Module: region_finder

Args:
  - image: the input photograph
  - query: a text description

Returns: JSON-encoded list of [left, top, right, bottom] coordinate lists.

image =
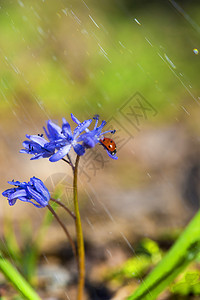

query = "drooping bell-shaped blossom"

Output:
[[2, 177, 50, 208]]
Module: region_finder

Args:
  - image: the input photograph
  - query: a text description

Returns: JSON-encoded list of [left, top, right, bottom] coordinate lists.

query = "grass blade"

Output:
[[127, 210, 200, 300], [0, 250, 41, 300]]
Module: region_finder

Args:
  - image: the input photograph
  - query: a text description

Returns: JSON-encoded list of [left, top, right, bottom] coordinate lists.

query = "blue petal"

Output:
[[26, 135, 48, 147], [77, 132, 98, 145], [43, 126, 51, 140], [30, 153, 46, 160], [71, 113, 80, 125], [9, 189, 27, 200], [49, 144, 72, 162], [7, 180, 25, 187], [44, 142, 56, 152], [21, 141, 42, 153], [62, 119, 73, 139], [21, 141, 31, 149], [73, 144, 85, 156], [82, 136, 96, 148], [93, 115, 100, 129], [106, 149, 118, 160], [20, 149, 29, 154], [18, 196, 30, 201], [2, 188, 16, 197], [26, 186, 48, 207], [101, 129, 116, 135], [46, 140, 68, 152], [96, 120, 106, 132], [47, 120, 62, 133], [46, 120, 63, 140], [30, 177, 50, 202], [73, 119, 92, 138], [8, 199, 17, 206]]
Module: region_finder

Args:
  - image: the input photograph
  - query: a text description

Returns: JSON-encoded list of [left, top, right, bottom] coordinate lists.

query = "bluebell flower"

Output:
[[71, 114, 118, 160], [2, 177, 50, 208], [21, 114, 117, 161], [48, 117, 92, 162], [20, 134, 55, 160]]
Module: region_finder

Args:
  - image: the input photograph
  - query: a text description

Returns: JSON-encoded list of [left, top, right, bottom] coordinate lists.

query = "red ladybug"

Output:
[[100, 137, 117, 156]]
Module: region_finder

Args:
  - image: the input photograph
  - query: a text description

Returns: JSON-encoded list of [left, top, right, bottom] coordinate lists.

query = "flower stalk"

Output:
[[47, 204, 77, 261], [73, 155, 85, 300], [50, 197, 76, 220]]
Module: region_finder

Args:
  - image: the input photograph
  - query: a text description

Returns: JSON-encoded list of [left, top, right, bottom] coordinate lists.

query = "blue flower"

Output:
[[20, 114, 117, 161], [48, 117, 92, 162], [72, 114, 118, 160], [2, 177, 50, 208], [20, 134, 55, 160]]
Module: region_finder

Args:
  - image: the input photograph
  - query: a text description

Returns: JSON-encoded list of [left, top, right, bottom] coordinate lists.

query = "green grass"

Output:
[[127, 210, 200, 299]]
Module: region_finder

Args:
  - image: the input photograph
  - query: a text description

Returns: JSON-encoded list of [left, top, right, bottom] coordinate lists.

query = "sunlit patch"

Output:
[[193, 48, 199, 55]]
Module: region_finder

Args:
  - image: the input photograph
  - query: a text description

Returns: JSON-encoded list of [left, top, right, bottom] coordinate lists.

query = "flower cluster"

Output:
[[20, 114, 118, 161], [2, 177, 50, 208], [2, 114, 117, 207]]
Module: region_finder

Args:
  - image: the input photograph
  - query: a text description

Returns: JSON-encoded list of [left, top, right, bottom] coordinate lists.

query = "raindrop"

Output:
[[106, 249, 112, 258], [37, 26, 44, 36], [89, 15, 100, 28], [81, 0, 90, 10], [18, 0, 24, 7], [71, 10, 81, 25], [193, 48, 199, 55], [119, 41, 126, 48], [145, 37, 153, 47], [181, 106, 190, 116], [164, 53, 176, 69], [134, 18, 141, 26], [62, 8, 68, 16]]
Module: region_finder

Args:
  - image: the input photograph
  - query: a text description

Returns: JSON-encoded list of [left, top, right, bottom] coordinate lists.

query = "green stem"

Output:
[[47, 204, 77, 261], [50, 197, 76, 220], [0, 251, 41, 300], [73, 155, 85, 300]]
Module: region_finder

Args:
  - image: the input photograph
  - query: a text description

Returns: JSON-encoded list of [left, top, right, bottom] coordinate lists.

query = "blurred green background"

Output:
[[0, 0, 200, 299], [0, 0, 199, 120]]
